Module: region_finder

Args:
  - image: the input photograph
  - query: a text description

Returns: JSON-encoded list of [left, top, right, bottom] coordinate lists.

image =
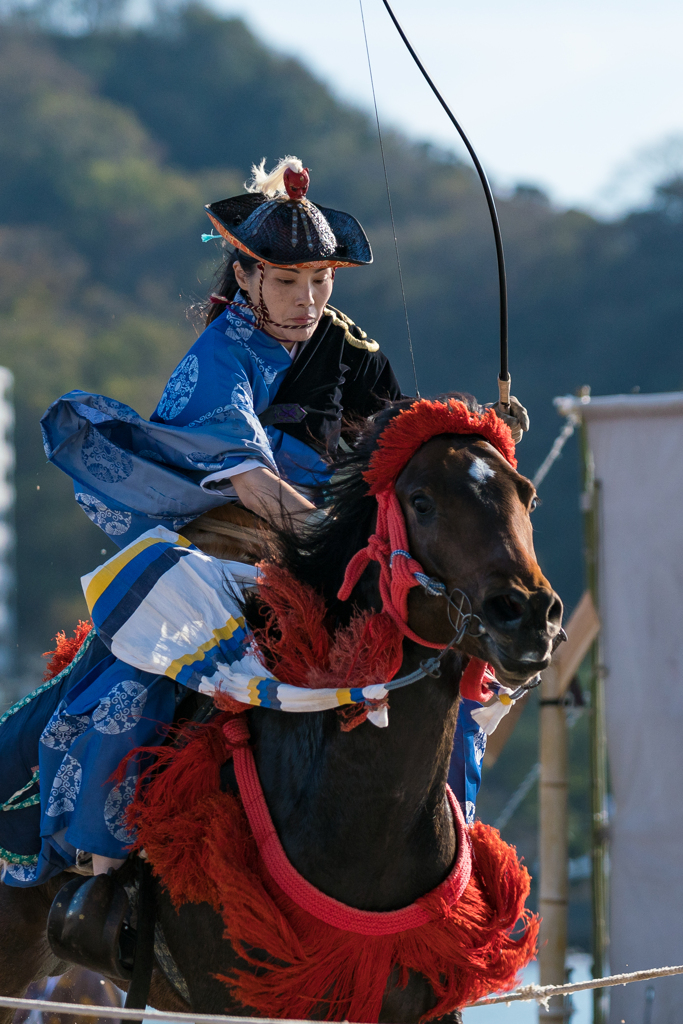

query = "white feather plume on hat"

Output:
[[245, 156, 305, 198]]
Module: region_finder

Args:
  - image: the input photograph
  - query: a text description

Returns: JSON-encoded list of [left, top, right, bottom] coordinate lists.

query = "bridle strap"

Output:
[[337, 483, 499, 695], [338, 488, 445, 650]]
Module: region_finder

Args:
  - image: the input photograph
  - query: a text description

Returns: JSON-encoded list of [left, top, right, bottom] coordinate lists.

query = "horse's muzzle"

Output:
[[480, 586, 563, 681]]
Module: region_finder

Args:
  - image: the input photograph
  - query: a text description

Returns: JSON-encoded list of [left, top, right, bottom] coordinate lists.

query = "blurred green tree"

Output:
[[0, 5, 681, 681]]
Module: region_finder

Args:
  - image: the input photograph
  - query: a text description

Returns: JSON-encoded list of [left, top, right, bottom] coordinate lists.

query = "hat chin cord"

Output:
[[238, 262, 334, 335]]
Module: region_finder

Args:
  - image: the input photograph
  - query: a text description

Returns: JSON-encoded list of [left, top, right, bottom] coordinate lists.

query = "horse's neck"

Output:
[[249, 646, 463, 912]]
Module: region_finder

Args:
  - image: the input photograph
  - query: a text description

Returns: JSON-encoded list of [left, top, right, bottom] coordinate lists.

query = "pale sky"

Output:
[[205, 0, 683, 216]]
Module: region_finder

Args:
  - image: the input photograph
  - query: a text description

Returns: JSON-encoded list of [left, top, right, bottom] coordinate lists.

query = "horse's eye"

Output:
[[412, 493, 434, 516], [530, 497, 538, 512]]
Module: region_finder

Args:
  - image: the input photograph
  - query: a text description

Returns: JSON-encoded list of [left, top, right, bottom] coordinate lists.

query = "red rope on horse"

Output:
[[223, 717, 472, 934], [127, 713, 539, 1022], [338, 398, 513, 683], [338, 489, 442, 648]]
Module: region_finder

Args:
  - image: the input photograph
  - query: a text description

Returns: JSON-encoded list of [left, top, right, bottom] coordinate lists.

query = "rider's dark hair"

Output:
[[204, 248, 260, 326]]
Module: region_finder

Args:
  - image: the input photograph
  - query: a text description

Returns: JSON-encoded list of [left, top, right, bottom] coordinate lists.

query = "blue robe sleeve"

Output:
[[150, 324, 278, 476], [39, 324, 287, 546]]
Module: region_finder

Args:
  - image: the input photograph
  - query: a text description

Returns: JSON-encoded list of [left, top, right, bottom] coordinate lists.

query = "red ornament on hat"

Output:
[[283, 166, 310, 199]]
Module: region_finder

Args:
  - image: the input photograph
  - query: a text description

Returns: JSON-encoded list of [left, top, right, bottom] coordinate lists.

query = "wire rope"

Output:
[[1, 964, 683, 1020], [358, 0, 420, 398]]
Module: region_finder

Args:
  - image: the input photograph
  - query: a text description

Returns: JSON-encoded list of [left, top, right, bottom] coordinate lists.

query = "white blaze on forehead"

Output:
[[468, 456, 495, 484]]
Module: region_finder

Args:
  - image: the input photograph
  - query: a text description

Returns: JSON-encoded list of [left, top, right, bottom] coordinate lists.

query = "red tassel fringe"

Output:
[[128, 719, 538, 1022], [254, 563, 404, 691], [365, 399, 517, 494], [42, 620, 94, 680]]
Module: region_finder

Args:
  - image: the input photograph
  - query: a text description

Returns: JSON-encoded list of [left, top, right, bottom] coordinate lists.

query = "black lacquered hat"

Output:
[[204, 161, 372, 268]]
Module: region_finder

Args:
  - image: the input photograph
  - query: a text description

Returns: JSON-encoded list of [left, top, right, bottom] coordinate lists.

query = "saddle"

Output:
[[179, 501, 271, 562]]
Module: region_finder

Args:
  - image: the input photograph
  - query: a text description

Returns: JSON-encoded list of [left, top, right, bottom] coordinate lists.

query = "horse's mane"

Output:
[[251, 392, 482, 625]]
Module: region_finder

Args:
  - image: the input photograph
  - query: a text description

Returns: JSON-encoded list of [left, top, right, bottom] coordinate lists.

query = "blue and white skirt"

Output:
[[0, 631, 181, 887]]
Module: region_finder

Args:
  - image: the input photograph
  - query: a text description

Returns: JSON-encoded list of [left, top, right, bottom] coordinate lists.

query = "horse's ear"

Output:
[[440, 391, 482, 414]]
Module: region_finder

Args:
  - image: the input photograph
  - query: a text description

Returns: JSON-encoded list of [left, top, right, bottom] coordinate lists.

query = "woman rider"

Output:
[[40, 157, 407, 561], [1, 157, 528, 896]]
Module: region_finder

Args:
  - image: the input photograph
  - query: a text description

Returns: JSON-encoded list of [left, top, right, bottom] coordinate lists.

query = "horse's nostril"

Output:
[[548, 597, 563, 626], [500, 595, 524, 619]]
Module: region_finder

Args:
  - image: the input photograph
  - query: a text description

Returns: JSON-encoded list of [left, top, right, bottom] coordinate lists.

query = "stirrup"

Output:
[[47, 872, 135, 980]]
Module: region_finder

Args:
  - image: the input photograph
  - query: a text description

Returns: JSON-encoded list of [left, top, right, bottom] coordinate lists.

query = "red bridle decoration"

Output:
[[338, 399, 517, 696], [339, 487, 443, 648], [364, 397, 517, 493]]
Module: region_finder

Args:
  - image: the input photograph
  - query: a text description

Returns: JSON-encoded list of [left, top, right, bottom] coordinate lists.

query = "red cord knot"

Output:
[[283, 166, 310, 200], [222, 715, 251, 752], [338, 533, 389, 602], [338, 488, 444, 649]]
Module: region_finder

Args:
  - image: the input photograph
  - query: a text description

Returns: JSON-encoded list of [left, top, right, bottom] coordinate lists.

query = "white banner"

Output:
[[582, 392, 683, 1024]]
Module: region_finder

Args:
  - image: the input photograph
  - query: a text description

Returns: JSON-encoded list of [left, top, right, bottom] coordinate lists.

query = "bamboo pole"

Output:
[[537, 591, 600, 1023], [579, 403, 610, 1024], [538, 662, 569, 1023]]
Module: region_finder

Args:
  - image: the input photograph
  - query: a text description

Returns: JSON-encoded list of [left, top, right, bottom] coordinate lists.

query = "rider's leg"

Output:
[[92, 855, 126, 875], [38, 667, 182, 876]]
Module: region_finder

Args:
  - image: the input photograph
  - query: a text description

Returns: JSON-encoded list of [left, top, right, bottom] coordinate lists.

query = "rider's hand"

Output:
[[489, 396, 529, 444], [230, 466, 315, 529]]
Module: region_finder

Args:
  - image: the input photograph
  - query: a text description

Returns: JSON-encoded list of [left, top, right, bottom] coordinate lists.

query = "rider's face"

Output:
[[235, 263, 334, 345]]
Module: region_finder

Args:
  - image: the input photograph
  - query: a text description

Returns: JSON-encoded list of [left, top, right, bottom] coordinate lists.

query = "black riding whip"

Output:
[[378, 0, 511, 409]]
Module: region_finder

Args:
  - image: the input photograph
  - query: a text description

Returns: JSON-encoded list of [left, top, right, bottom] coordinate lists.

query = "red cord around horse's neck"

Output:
[[222, 714, 472, 934]]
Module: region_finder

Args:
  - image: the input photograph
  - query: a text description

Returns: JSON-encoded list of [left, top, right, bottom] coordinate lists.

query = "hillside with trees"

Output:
[[1, 3, 682, 944], [4, 4, 682, 655]]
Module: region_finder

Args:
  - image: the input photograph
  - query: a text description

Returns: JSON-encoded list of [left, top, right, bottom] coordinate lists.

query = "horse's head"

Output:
[[273, 393, 562, 689], [396, 427, 562, 686]]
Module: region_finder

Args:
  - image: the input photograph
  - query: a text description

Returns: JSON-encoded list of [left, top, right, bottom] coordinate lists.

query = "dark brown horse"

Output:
[[0, 395, 562, 1023]]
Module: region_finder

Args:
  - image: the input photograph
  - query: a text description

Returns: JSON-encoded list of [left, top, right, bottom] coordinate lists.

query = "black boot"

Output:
[[47, 870, 135, 980]]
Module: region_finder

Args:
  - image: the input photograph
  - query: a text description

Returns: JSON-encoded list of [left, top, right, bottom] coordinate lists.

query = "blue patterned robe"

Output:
[[0, 300, 489, 884], [40, 298, 401, 547], [0, 300, 406, 884], [42, 303, 327, 546]]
